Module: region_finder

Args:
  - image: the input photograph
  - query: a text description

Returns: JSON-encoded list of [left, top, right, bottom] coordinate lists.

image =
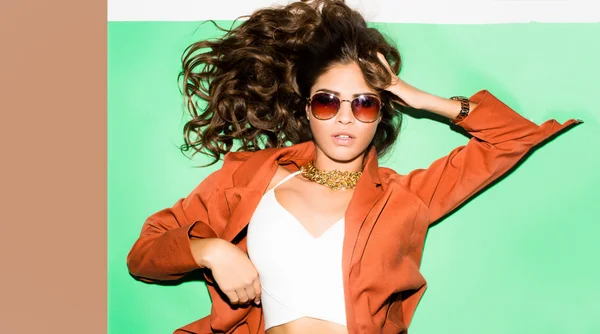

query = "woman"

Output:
[[126, 0, 582, 333]]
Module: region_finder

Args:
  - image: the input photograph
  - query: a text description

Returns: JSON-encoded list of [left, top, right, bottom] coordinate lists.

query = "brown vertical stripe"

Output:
[[0, 0, 106, 333]]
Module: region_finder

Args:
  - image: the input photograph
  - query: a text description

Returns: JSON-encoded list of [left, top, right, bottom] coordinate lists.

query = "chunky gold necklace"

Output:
[[299, 161, 362, 190]]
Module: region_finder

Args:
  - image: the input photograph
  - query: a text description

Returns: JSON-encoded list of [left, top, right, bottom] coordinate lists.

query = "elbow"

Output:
[[126, 247, 159, 283], [126, 250, 144, 280], [126, 251, 140, 277]]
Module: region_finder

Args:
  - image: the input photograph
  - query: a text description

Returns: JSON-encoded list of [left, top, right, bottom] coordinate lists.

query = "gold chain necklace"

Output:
[[299, 161, 362, 190]]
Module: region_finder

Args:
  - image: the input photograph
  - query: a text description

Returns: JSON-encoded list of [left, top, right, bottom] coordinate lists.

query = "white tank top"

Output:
[[247, 170, 347, 330]]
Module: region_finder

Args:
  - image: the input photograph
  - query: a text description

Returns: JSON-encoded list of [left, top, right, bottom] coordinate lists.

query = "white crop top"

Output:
[[247, 170, 347, 330]]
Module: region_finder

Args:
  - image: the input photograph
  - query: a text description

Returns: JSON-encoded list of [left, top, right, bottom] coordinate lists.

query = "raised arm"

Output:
[[399, 89, 582, 224], [375, 53, 582, 224]]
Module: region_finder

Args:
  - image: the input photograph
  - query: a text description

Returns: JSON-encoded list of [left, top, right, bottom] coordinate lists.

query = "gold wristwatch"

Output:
[[450, 96, 470, 124]]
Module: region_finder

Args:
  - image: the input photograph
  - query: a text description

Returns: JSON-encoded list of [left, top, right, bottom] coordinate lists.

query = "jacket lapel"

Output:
[[341, 146, 386, 280], [221, 187, 264, 243], [220, 142, 315, 242]]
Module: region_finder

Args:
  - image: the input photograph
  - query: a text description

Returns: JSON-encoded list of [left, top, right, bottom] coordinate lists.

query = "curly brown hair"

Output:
[[179, 0, 405, 166]]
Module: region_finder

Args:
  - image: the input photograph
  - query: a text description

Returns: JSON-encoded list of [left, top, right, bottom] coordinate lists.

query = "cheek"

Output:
[[309, 120, 329, 139], [358, 123, 379, 143]]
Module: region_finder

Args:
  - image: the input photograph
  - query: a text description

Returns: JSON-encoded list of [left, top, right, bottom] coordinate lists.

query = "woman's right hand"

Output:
[[191, 238, 262, 306]]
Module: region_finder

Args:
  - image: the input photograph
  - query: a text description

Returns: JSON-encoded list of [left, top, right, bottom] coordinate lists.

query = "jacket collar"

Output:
[[231, 140, 382, 188]]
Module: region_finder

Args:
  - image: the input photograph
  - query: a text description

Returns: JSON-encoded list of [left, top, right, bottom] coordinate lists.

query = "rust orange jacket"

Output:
[[127, 89, 581, 334]]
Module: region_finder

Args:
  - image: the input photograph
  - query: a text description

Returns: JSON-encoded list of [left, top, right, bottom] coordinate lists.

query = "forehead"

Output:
[[311, 62, 376, 95]]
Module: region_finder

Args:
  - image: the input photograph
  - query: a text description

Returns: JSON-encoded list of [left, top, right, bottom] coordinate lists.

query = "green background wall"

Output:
[[108, 21, 600, 333]]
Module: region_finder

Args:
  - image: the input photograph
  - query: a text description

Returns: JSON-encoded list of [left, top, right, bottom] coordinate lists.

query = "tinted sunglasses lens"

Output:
[[352, 95, 381, 122], [310, 93, 339, 120]]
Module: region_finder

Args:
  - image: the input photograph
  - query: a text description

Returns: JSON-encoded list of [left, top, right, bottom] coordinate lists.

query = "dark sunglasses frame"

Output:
[[306, 92, 382, 123]]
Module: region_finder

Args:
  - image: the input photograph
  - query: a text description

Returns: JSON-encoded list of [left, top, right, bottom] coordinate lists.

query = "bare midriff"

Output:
[[265, 317, 348, 334]]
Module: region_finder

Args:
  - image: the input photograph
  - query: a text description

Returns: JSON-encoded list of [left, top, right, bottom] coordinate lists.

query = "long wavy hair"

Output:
[[179, 0, 405, 166]]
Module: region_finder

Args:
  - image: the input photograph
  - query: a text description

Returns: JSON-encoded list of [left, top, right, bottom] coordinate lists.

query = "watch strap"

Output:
[[450, 96, 470, 124]]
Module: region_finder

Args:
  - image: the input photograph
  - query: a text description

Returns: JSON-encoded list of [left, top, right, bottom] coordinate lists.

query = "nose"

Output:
[[336, 99, 355, 124]]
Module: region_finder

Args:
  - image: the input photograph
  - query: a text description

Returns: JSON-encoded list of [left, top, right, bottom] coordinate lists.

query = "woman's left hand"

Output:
[[376, 52, 477, 118], [376, 52, 427, 109]]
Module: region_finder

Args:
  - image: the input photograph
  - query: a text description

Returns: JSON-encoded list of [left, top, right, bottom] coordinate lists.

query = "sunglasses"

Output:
[[306, 92, 382, 123]]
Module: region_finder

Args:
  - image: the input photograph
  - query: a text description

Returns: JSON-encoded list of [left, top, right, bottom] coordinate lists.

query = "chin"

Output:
[[321, 145, 369, 163]]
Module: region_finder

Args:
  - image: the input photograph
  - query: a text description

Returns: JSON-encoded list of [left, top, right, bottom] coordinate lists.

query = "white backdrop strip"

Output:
[[108, 0, 600, 23]]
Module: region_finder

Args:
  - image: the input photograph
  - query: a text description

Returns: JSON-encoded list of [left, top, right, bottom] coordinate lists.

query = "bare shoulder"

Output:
[[265, 165, 296, 193]]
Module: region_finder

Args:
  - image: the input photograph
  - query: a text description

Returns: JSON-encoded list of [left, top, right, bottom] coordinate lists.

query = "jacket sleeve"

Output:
[[400, 89, 582, 225], [126, 167, 224, 283]]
